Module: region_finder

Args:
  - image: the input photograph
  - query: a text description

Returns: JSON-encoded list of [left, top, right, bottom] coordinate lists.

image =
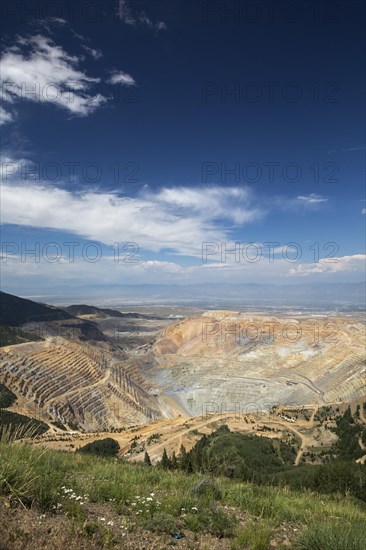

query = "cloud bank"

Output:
[[1, 183, 262, 257]]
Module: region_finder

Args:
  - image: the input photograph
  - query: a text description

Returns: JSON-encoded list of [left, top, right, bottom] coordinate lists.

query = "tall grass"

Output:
[[295, 521, 366, 550], [1, 430, 366, 545], [231, 518, 274, 550]]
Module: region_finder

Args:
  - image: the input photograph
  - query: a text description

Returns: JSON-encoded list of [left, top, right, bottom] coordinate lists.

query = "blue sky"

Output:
[[0, 0, 365, 293]]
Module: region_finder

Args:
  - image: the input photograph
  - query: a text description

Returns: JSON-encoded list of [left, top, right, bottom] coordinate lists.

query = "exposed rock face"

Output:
[[0, 338, 161, 431], [149, 311, 366, 416]]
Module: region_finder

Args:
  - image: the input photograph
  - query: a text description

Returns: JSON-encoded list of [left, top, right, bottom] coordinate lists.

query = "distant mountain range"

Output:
[[5, 282, 364, 308]]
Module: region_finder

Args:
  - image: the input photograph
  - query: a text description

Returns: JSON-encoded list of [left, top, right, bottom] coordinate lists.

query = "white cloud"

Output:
[[81, 45, 103, 60], [3, 246, 364, 286], [117, 0, 167, 31], [36, 16, 67, 34], [272, 194, 329, 212], [1, 183, 263, 257], [152, 186, 263, 225], [362, 208, 366, 214], [0, 105, 14, 125], [108, 70, 135, 86], [288, 254, 366, 276], [297, 194, 328, 205], [116, 0, 135, 25], [0, 34, 107, 116], [0, 155, 32, 180], [40, 17, 67, 26], [140, 260, 183, 273]]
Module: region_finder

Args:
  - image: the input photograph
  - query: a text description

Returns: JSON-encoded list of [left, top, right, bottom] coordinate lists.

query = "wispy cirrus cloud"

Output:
[[328, 145, 366, 153], [152, 186, 263, 225], [36, 16, 67, 34], [117, 0, 167, 31], [271, 193, 329, 212], [1, 181, 260, 256], [0, 105, 14, 125], [0, 31, 137, 120], [297, 193, 328, 205], [1, 182, 262, 257], [0, 34, 107, 117], [81, 45, 103, 60], [108, 70, 135, 86]]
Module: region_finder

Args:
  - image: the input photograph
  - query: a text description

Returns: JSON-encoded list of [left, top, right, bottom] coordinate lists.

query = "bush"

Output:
[[188, 505, 237, 538], [78, 438, 120, 457], [192, 479, 222, 500], [142, 511, 178, 534]]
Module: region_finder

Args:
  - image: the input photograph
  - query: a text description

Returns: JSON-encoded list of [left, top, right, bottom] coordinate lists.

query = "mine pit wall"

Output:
[[0, 339, 163, 431], [148, 313, 366, 417]]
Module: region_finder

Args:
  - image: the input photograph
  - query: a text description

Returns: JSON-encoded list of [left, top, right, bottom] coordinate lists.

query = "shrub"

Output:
[[78, 438, 120, 457], [142, 511, 178, 534], [185, 505, 237, 538], [192, 479, 222, 500]]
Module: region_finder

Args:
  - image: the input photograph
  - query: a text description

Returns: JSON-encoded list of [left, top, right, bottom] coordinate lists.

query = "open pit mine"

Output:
[[0, 297, 365, 432]]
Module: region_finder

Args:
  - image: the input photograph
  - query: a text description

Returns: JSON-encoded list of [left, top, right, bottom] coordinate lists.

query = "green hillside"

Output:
[[1, 435, 365, 549]]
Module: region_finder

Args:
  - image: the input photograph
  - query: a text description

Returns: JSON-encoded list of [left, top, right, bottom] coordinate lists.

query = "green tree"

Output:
[[160, 448, 171, 470], [179, 444, 193, 473], [171, 451, 178, 469], [144, 451, 152, 466]]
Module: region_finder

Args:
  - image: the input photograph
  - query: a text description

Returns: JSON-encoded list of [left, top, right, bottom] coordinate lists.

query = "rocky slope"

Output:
[[147, 311, 366, 416]]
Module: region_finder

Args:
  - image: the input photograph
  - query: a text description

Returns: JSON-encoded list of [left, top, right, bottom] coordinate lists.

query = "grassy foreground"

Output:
[[1, 437, 366, 549]]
